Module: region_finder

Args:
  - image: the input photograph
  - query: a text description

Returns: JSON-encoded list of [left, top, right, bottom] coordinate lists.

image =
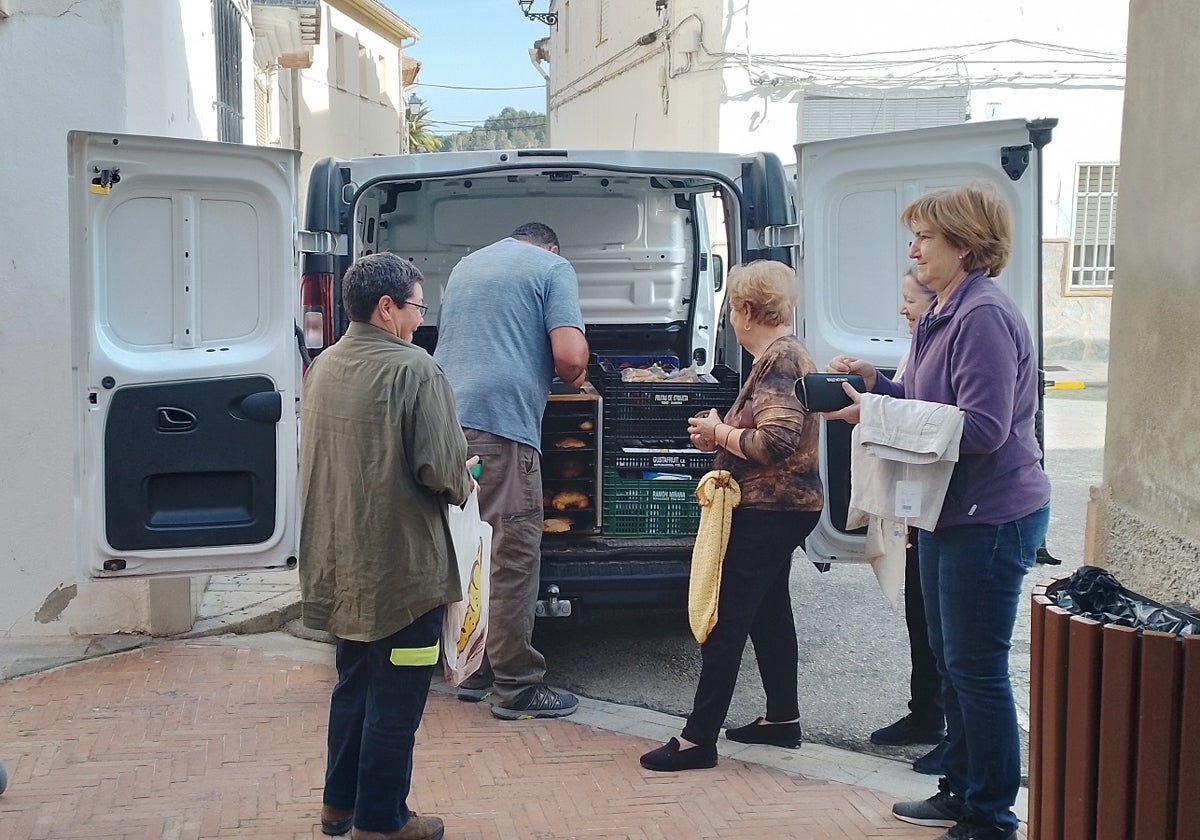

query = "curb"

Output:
[[181, 596, 302, 639]]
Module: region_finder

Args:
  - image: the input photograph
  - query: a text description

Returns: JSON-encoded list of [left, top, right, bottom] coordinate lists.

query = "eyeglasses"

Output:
[[389, 295, 428, 317]]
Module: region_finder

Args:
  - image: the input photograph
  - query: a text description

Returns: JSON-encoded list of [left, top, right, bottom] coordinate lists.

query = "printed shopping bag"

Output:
[[442, 486, 491, 686]]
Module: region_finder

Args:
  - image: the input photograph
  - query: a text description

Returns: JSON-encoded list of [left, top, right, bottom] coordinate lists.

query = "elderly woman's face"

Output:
[[907, 221, 966, 292], [899, 274, 936, 333]]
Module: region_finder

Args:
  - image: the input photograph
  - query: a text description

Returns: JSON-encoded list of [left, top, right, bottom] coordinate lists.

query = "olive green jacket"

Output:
[[298, 322, 470, 642]]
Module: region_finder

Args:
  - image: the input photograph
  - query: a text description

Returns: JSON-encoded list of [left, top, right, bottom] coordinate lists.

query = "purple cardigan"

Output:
[[874, 270, 1050, 528]]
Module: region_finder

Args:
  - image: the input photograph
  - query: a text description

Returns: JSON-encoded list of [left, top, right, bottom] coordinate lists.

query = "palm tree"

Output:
[[407, 107, 442, 154]]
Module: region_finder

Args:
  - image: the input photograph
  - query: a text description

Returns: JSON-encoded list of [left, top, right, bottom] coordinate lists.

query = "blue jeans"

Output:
[[918, 504, 1049, 832], [323, 607, 443, 833]]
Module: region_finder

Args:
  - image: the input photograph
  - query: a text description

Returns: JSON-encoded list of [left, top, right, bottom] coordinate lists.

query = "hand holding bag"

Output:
[[442, 486, 492, 686], [795, 373, 865, 412]]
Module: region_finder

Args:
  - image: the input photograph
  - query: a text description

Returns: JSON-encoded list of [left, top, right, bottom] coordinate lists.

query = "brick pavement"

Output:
[[0, 638, 965, 839]]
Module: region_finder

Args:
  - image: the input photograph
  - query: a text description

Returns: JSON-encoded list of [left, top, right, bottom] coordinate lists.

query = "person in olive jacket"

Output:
[[299, 252, 473, 840]]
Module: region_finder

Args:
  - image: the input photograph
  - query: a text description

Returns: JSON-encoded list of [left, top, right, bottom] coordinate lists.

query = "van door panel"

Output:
[[69, 131, 300, 579], [796, 119, 1043, 563], [104, 377, 279, 551]]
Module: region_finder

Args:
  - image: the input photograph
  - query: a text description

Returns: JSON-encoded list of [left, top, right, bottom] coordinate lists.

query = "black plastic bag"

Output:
[[1050, 566, 1200, 637]]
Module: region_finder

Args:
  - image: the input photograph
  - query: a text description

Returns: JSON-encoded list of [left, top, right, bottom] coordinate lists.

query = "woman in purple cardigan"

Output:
[[828, 182, 1050, 840]]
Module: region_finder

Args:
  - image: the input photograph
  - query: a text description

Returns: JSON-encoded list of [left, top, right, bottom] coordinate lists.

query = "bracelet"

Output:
[[722, 425, 736, 450]]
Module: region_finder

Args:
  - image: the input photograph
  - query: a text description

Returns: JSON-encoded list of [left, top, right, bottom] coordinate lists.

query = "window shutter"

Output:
[[254, 78, 269, 146], [800, 92, 967, 143]]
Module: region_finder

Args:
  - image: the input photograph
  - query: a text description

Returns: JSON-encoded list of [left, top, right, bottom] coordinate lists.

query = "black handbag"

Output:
[[795, 373, 865, 412]]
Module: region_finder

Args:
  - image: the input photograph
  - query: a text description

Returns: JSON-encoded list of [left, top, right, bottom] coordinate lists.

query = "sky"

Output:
[[385, 1, 551, 136]]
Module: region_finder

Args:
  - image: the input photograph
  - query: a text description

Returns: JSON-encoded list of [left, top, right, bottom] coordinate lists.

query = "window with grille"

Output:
[[1071, 163, 1118, 291], [212, 0, 244, 143]]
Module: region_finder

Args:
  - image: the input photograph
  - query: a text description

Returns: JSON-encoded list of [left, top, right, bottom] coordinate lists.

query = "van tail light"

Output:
[[300, 272, 334, 353]]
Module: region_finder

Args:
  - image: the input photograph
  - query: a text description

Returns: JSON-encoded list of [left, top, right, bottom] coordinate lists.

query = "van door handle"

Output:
[[238, 391, 282, 424], [156, 407, 197, 433]]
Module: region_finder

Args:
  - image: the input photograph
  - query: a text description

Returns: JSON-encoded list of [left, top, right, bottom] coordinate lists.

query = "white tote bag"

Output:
[[442, 486, 492, 686]]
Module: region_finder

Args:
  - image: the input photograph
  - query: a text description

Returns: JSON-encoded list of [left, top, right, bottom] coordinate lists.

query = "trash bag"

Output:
[[1050, 566, 1200, 637]]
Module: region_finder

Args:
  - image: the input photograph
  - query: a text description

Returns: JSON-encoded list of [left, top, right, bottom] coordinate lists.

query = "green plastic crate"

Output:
[[601, 469, 701, 536]]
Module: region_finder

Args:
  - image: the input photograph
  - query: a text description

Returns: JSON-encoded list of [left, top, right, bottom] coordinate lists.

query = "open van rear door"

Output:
[[68, 131, 301, 579], [795, 119, 1047, 564]]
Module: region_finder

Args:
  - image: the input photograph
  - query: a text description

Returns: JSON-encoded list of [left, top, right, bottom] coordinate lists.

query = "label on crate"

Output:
[[653, 393, 692, 405]]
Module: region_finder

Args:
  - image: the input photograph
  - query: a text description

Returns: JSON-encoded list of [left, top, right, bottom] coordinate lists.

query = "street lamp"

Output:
[[407, 93, 423, 118], [517, 1, 558, 25]]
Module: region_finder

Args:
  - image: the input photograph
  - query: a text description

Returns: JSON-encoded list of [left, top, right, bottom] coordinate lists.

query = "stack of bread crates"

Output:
[[594, 356, 739, 537], [540, 383, 602, 537]]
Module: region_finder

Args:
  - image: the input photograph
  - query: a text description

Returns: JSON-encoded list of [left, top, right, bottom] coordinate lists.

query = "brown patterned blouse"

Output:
[[712, 335, 823, 512]]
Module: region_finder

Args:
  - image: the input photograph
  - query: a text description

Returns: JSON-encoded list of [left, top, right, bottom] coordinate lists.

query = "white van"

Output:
[[68, 118, 1053, 613]]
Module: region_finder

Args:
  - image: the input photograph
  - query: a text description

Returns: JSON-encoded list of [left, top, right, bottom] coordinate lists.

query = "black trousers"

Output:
[[324, 607, 443, 832], [905, 538, 944, 724], [682, 508, 820, 747]]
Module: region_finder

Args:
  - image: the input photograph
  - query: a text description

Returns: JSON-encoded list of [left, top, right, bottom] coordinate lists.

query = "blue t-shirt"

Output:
[[434, 237, 585, 451]]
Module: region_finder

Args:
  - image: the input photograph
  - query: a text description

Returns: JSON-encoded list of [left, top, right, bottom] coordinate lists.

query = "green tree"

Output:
[[407, 107, 443, 154], [441, 107, 546, 151]]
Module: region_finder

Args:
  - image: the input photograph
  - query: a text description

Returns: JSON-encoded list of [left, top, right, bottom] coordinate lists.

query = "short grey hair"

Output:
[[341, 253, 424, 322]]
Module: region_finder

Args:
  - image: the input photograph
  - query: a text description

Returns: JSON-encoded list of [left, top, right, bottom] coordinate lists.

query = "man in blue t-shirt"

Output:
[[434, 222, 588, 719]]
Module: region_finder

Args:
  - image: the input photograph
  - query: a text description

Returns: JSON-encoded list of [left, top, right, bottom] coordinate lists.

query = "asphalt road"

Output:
[[534, 389, 1107, 769]]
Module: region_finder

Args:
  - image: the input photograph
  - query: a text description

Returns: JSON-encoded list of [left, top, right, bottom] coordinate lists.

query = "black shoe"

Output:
[[639, 737, 718, 772], [935, 819, 1017, 840], [871, 713, 946, 746], [892, 787, 964, 828], [490, 684, 578, 719], [913, 740, 948, 775], [725, 717, 802, 748]]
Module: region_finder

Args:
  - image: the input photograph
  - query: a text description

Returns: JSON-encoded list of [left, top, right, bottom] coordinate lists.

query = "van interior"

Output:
[[349, 168, 736, 372]]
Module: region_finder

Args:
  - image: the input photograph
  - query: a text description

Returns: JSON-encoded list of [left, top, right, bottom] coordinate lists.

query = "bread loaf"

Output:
[[551, 490, 589, 510]]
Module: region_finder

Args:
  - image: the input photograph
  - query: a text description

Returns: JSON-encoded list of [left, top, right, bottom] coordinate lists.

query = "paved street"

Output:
[[0, 634, 972, 839]]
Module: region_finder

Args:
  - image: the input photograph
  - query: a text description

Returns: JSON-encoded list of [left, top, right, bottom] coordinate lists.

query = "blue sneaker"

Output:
[[490, 684, 578, 719]]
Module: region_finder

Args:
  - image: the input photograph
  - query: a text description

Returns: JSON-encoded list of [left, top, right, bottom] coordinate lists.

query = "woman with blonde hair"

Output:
[[639, 259, 823, 772], [828, 183, 1050, 840]]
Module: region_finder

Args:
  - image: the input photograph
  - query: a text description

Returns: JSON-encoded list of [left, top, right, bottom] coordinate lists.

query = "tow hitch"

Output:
[[534, 584, 573, 618]]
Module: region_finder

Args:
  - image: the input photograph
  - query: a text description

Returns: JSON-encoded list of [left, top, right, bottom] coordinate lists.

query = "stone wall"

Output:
[[1042, 239, 1112, 362]]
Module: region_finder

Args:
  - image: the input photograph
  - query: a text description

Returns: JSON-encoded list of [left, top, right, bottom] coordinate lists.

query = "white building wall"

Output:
[[296, 4, 403, 198], [0, 0, 231, 638], [547, 0, 719, 151]]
